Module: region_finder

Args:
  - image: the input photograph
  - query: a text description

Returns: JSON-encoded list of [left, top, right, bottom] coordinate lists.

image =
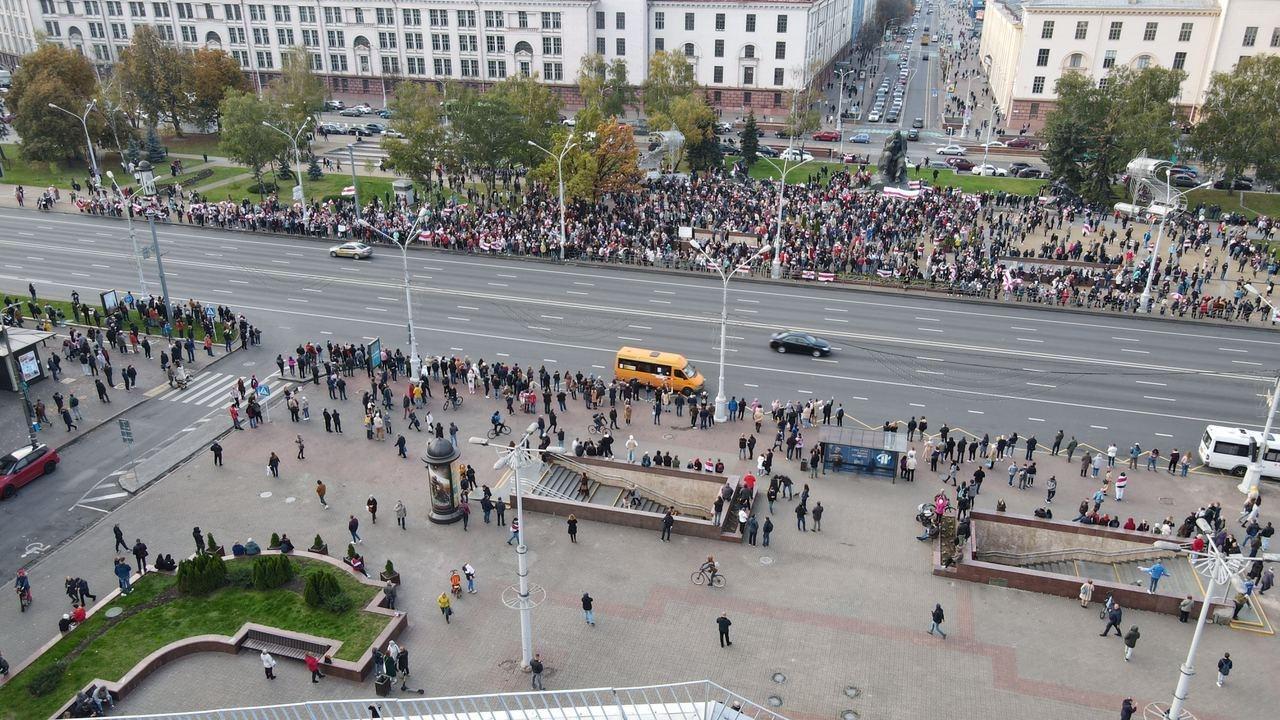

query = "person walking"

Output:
[[316, 480, 329, 508], [1045, 475, 1057, 504], [1216, 652, 1232, 686], [210, 441, 223, 467], [367, 495, 379, 524], [1100, 603, 1123, 637], [349, 515, 362, 543], [581, 592, 595, 626], [267, 452, 280, 478], [295, 435, 305, 460], [260, 650, 277, 679], [507, 518, 520, 545], [1079, 579, 1095, 608], [927, 603, 947, 639], [438, 592, 453, 623], [394, 500, 406, 529], [567, 514, 578, 543], [1120, 698, 1136, 720], [305, 652, 325, 683], [1122, 626, 1140, 661], [661, 510, 674, 541], [113, 524, 128, 553], [530, 653, 545, 690], [716, 612, 732, 647]]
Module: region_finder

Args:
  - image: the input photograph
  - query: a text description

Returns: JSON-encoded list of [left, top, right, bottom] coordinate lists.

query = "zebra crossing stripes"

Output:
[[156, 372, 240, 408]]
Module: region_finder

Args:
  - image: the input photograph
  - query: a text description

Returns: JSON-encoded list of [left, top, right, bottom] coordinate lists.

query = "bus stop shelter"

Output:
[[819, 427, 908, 479], [0, 326, 55, 392]]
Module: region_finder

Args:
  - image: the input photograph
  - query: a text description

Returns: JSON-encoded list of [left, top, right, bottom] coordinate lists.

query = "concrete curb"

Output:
[[9, 205, 1279, 334]]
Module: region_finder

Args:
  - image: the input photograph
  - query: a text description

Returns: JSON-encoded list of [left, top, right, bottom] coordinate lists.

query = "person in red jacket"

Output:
[[305, 653, 325, 683]]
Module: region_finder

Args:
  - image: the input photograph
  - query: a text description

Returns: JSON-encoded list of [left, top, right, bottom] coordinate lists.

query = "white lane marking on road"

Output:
[[1143, 395, 1177, 402], [617, 336, 644, 342], [1025, 382, 1057, 388], [1010, 326, 1037, 332], [540, 315, 564, 320], [916, 317, 939, 322], [738, 298, 760, 304], [450, 347, 465, 352], [653, 290, 676, 295], [727, 336, 745, 340], [376, 296, 398, 301], [527, 326, 551, 331], [649, 299, 671, 304], [735, 308, 758, 314], [341, 267, 361, 272], [496, 352, 510, 357], [567, 290, 589, 295], [825, 317, 850, 323], [286, 252, 304, 257], [1155, 432, 1174, 438], [166, 272, 180, 277], [221, 246, 238, 251], [592, 364, 607, 370], [917, 370, 944, 375], [74, 504, 112, 514], [91, 263, 110, 268], [917, 327, 943, 333], [628, 324, 652, 330], [204, 252, 223, 257], [414, 274, 433, 280], [916, 356, 945, 362], [968, 410, 985, 414], [909, 403, 926, 407], [457, 305, 479, 310], [1090, 425, 1109, 430], [320, 331, 333, 335], [743, 383, 759, 388], [1120, 349, 1150, 354], [1217, 348, 1248, 353], [446, 317, 472, 322], [1135, 380, 1167, 386], [228, 279, 249, 284], [363, 337, 377, 341], [543, 358, 558, 363], [824, 308, 848, 313], [271, 260, 291, 264], [210, 289, 233, 294], [1028, 417, 1046, 422], [79, 492, 129, 503], [1231, 360, 1263, 366], [1112, 337, 1141, 342], [71, 272, 91, 277], [422, 266, 443, 271], [301, 288, 323, 293], [37, 226, 52, 230], [287, 298, 309, 303], [487, 282, 508, 287], [365, 306, 388, 312], [77, 238, 96, 243], [497, 273, 518, 278], [1017, 337, 1044, 343], [814, 358, 838, 364], [573, 282, 595, 287], [94, 232, 113, 237], [797, 389, 813, 394], [852, 396, 868, 401], [1022, 367, 1044, 373]]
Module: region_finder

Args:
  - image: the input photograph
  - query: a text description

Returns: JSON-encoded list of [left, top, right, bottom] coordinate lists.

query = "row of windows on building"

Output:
[[1033, 48, 1191, 70], [39, 2, 569, 30], [642, 11, 789, 34], [1039, 17, 1280, 47]]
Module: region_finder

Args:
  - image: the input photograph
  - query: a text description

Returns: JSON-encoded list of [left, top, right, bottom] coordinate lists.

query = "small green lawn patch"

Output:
[[0, 558, 385, 720], [205, 172, 396, 204], [8, 295, 234, 343], [1185, 188, 1280, 219], [159, 133, 223, 159]]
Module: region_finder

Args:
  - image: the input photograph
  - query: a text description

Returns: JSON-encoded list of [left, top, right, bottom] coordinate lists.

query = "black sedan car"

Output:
[[769, 331, 832, 357]]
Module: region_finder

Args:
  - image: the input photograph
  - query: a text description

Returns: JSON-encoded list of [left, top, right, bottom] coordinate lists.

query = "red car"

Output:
[[946, 157, 975, 171], [0, 443, 60, 499], [812, 130, 840, 142], [1005, 137, 1038, 149]]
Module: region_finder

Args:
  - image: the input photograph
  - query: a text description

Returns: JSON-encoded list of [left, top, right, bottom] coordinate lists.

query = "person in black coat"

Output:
[[716, 613, 732, 647]]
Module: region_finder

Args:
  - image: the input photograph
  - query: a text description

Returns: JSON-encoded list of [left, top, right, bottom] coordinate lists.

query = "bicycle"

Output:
[[691, 569, 725, 588], [16, 586, 31, 612], [487, 423, 511, 439], [441, 395, 464, 412]]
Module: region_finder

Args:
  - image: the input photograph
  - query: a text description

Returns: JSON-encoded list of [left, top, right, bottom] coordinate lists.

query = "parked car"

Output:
[[347, 125, 373, 136], [849, 133, 871, 144], [1005, 137, 1038, 149], [757, 146, 780, 158], [1016, 168, 1047, 179], [946, 157, 975, 171], [352, 104, 373, 114], [0, 442, 59, 499], [769, 331, 832, 357], [937, 144, 966, 156], [885, 110, 900, 123], [981, 140, 1007, 149], [363, 122, 387, 134], [1213, 176, 1254, 190], [316, 123, 344, 134], [338, 107, 365, 117], [376, 109, 393, 119], [868, 110, 882, 122], [740, 128, 765, 139], [972, 163, 1008, 176], [324, 99, 346, 111], [779, 148, 815, 162], [329, 242, 373, 259], [384, 129, 405, 139], [842, 152, 870, 164], [812, 130, 840, 142], [1008, 162, 1032, 175], [1171, 173, 1200, 188], [774, 128, 797, 138]]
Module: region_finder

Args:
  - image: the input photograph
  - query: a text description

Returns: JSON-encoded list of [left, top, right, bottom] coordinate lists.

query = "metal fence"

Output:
[[109, 680, 792, 720]]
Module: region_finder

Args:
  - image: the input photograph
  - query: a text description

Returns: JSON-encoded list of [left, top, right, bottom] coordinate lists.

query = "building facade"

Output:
[[0, 0, 35, 67], [25, 0, 855, 111], [979, 0, 1279, 131]]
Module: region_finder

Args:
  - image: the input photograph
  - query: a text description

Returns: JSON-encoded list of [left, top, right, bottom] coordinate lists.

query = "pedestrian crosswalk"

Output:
[[155, 372, 242, 408]]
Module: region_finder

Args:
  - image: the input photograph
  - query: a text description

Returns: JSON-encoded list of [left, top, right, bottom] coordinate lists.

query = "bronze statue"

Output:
[[878, 131, 910, 187]]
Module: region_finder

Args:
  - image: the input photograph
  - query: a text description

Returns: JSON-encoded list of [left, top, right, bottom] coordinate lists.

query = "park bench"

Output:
[[240, 628, 330, 661]]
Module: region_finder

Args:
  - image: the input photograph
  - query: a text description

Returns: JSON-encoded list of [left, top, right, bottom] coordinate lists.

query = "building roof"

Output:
[[1020, 0, 1219, 11]]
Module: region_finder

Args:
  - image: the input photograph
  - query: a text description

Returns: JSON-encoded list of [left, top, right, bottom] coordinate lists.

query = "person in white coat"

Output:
[[260, 650, 277, 680]]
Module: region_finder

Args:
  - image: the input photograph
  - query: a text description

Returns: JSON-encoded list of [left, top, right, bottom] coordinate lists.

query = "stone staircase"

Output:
[[1022, 557, 1199, 597], [530, 462, 671, 514]]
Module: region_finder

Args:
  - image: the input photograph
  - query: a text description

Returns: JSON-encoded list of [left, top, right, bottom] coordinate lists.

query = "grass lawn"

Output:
[[1185, 188, 1280, 219], [11, 295, 235, 343], [158, 133, 223, 159], [0, 557, 385, 720], [726, 155, 864, 185], [921, 168, 1047, 195], [0, 145, 120, 190], [204, 172, 396, 204]]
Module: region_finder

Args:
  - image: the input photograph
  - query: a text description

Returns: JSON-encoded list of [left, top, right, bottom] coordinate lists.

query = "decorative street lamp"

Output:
[[48, 101, 99, 180], [527, 132, 577, 263]]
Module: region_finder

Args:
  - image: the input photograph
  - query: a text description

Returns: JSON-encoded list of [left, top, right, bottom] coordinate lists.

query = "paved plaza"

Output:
[[1, 346, 1275, 720]]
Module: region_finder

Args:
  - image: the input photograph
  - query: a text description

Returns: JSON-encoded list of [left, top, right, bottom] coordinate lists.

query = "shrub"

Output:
[[384, 559, 395, 575], [252, 554, 294, 590], [346, 543, 356, 559], [311, 534, 325, 550], [269, 532, 281, 548], [303, 569, 347, 611], [177, 552, 228, 595], [227, 564, 254, 589], [25, 661, 67, 697], [206, 532, 218, 552], [321, 591, 353, 613]]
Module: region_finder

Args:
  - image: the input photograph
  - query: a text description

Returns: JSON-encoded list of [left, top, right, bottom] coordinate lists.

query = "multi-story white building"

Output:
[[980, 0, 1279, 131], [0, 0, 36, 67], [25, 0, 857, 111]]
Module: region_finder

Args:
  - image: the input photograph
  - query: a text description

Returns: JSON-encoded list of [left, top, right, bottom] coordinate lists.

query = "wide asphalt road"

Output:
[[0, 208, 1275, 464]]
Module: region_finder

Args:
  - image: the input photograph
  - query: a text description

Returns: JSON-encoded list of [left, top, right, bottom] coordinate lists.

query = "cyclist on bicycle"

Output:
[[491, 411, 505, 435], [699, 556, 719, 587], [591, 413, 608, 432], [14, 569, 30, 607]]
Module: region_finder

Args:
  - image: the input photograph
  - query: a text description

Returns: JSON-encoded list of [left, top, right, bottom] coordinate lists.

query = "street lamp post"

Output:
[[469, 427, 562, 671], [1233, 285, 1279, 497], [527, 133, 577, 263], [135, 161, 173, 317], [1145, 523, 1279, 720], [757, 154, 815, 279], [1, 303, 39, 446], [105, 171, 149, 299], [834, 68, 854, 156], [688, 240, 771, 422], [262, 118, 312, 213], [354, 206, 430, 380], [1134, 167, 1213, 313], [48, 101, 99, 180]]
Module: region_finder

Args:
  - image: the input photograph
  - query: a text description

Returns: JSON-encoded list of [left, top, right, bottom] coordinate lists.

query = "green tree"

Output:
[[267, 47, 326, 132], [382, 81, 446, 189], [641, 51, 697, 119], [189, 47, 250, 131], [145, 125, 166, 163], [654, 94, 716, 170], [448, 87, 519, 188], [685, 113, 723, 173], [740, 112, 760, 166], [1193, 54, 1280, 187], [489, 73, 563, 167], [8, 43, 101, 163], [218, 90, 288, 197], [532, 120, 641, 203], [117, 25, 192, 136], [577, 55, 633, 119], [1042, 72, 1104, 192], [307, 155, 324, 181]]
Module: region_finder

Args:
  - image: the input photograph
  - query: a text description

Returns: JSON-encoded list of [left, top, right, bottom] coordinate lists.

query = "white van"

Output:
[[1198, 425, 1280, 478]]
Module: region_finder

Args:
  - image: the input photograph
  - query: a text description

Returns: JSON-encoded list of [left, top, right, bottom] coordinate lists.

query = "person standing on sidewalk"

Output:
[[661, 510, 674, 541], [716, 612, 732, 647], [1120, 698, 1136, 720], [1122, 626, 1140, 661], [349, 515, 362, 543], [530, 653, 545, 689], [1216, 652, 1232, 686], [927, 604, 947, 639], [193, 526, 205, 554], [367, 496, 378, 524], [1179, 595, 1194, 622], [394, 500, 407, 530], [1079, 579, 1094, 608], [567, 514, 578, 543], [1046, 476, 1057, 504], [316, 480, 329, 508], [260, 650, 277, 679], [113, 524, 128, 553], [295, 435, 305, 460], [132, 539, 149, 574], [581, 592, 595, 625], [210, 441, 223, 467], [267, 452, 280, 478]]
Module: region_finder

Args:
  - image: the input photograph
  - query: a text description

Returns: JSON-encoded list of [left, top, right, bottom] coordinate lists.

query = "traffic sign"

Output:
[[256, 384, 271, 398], [292, 185, 304, 201], [118, 418, 133, 444]]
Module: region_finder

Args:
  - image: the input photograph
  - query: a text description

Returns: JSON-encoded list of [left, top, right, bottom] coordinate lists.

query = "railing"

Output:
[[975, 544, 1185, 567], [107, 680, 791, 720], [554, 456, 709, 518]]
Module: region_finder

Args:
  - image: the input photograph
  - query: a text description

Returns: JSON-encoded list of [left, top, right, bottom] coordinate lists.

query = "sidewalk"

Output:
[[1, 345, 1274, 720]]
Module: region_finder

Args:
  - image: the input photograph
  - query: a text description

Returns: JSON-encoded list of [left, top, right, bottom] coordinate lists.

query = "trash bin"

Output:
[[800, 459, 809, 472], [375, 675, 392, 697]]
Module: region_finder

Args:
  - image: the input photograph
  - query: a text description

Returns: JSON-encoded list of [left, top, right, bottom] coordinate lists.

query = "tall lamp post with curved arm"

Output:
[[527, 132, 577, 263], [1144, 521, 1279, 720], [1129, 162, 1212, 313], [353, 205, 430, 380], [261, 118, 313, 214], [687, 239, 771, 422], [48, 101, 99, 180], [756, 154, 814, 279]]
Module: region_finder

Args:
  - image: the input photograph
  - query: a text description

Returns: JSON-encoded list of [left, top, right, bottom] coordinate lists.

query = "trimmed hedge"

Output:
[[176, 552, 228, 595], [302, 569, 349, 612], [251, 554, 294, 591]]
